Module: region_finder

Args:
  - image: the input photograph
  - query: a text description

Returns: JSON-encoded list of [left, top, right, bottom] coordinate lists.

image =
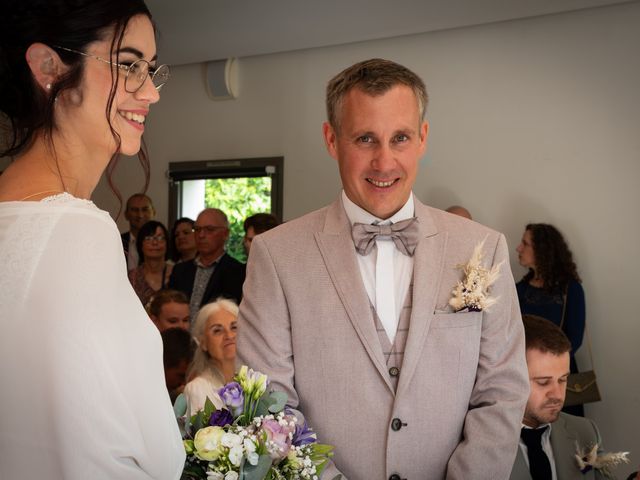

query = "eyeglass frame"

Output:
[[53, 45, 170, 92], [143, 234, 167, 243]]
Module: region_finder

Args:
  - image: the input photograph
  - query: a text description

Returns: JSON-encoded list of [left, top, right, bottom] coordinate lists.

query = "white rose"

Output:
[[224, 471, 239, 480]]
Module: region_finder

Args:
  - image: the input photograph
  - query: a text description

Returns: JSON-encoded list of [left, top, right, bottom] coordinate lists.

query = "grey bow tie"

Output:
[[351, 217, 419, 257]]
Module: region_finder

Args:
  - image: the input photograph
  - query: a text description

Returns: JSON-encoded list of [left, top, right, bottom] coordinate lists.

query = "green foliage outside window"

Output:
[[204, 177, 272, 263]]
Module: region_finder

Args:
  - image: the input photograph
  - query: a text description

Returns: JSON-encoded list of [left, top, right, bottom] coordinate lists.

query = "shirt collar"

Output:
[[341, 190, 414, 226], [521, 422, 553, 440], [195, 253, 223, 268]]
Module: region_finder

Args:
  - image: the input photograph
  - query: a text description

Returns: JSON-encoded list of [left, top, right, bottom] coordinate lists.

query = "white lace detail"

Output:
[[0, 194, 109, 311], [41, 192, 98, 208]]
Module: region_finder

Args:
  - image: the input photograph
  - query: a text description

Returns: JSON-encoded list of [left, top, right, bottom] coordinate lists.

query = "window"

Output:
[[168, 157, 283, 262]]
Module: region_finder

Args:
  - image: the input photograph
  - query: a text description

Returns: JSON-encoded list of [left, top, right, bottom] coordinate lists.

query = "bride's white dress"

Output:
[[0, 193, 185, 479]]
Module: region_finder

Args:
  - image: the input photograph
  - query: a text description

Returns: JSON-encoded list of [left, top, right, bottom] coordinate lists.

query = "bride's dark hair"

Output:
[[0, 0, 154, 205]]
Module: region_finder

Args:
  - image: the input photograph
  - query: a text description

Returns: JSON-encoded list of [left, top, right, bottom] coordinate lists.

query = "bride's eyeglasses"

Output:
[[54, 46, 170, 92]]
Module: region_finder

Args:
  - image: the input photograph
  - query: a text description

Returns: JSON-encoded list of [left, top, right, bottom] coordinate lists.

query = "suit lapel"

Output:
[[396, 199, 444, 397], [510, 447, 533, 480], [551, 415, 582, 480], [314, 198, 393, 393], [201, 254, 225, 307]]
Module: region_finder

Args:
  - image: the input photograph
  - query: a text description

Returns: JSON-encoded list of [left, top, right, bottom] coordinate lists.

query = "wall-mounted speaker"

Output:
[[205, 58, 239, 100]]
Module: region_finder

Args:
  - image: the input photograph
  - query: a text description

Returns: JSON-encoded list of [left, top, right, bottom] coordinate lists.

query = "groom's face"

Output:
[[323, 84, 428, 220]]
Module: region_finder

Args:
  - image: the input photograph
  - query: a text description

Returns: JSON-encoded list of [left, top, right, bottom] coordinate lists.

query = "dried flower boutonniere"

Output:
[[449, 239, 503, 312], [575, 444, 629, 477]]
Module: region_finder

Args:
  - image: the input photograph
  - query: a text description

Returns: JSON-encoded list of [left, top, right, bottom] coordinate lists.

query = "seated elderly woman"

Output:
[[183, 298, 238, 415]]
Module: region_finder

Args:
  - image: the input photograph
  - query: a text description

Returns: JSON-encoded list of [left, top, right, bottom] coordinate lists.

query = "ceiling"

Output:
[[150, 0, 630, 66]]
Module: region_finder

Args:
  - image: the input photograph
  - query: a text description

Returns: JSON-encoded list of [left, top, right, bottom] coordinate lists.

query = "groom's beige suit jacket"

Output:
[[237, 195, 529, 479]]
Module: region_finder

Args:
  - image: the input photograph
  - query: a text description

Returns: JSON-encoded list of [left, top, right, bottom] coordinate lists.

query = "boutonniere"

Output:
[[575, 443, 629, 477], [449, 239, 503, 312]]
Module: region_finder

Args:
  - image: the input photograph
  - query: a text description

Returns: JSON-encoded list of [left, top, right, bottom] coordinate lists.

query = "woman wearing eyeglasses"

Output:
[[0, 1, 183, 479], [129, 220, 174, 307]]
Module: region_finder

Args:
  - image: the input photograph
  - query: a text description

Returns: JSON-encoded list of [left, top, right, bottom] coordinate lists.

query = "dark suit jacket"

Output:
[[510, 413, 606, 480], [121, 231, 131, 257], [169, 253, 245, 307]]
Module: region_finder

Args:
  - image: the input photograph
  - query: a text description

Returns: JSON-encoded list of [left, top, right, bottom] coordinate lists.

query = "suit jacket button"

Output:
[[389, 475, 401, 480], [391, 418, 403, 431], [389, 366, 399, 377]]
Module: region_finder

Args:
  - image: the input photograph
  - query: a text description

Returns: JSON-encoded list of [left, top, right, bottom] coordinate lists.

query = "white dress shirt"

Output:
[[127, 232, 139, 271], [342, 190, 414, 342], [519, 423, 558, 480]]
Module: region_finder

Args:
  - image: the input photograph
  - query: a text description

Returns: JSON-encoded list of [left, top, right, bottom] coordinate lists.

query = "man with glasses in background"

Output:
[[169, 208, 245, 320], [121, 193, 155, 271]]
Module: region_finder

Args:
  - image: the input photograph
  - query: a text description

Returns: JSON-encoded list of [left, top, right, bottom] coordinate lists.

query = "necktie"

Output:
[[520, 426, 552, 480], [351, 217, 419, 257]]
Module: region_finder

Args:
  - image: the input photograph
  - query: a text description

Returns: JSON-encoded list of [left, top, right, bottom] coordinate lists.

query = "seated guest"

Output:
[[511, 315, 609, 480], [121, 193, 155, 271], [169, 208, 245, 319], [128, 221, 173, 308], [445, 205, 472, 220], [161, 328, 194, 403], [171, 217, 197, 263], [148, 289, 190, 332], [183, 299, 238, 415], [243, 212, 280, 256]]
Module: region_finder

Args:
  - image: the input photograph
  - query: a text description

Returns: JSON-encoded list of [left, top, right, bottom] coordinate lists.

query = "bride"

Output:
[[0, 1, 184, 478]]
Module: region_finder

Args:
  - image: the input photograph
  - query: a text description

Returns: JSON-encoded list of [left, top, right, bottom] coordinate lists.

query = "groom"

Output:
[[237, 58, 529, 479]]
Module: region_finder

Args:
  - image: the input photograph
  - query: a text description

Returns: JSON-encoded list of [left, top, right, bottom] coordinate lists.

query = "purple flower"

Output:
[[292, 419, 316, 447], [209, 408, 234, 427], [218, 382, 244, 415]]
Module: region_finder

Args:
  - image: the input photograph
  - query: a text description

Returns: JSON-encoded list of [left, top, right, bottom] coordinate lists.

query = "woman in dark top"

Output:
[[516, 223, 586, 415]]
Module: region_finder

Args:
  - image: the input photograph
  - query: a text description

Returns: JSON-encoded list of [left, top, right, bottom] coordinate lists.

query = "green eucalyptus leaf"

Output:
[[192, 411, 203, 433], [240, 454, 272, 480], [266, 391, 287, 413], [254, 397, 273, 417], [173, 393, 187, 417]]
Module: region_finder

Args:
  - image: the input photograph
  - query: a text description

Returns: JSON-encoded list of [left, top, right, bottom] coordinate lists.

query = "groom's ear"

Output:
[[418, 120, 429, 154], [25, 43, 63, 91], [323, 122, 339, 161]]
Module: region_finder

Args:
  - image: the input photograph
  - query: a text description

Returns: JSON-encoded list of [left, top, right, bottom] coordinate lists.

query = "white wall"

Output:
[[94, 3, 640, 472]]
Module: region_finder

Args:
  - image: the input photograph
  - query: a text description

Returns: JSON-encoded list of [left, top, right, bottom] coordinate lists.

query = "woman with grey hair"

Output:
[[183, 298, 238, 415]]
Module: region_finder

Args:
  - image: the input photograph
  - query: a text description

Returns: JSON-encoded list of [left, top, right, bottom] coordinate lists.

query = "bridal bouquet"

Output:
[[174, 366, 334, 480]]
